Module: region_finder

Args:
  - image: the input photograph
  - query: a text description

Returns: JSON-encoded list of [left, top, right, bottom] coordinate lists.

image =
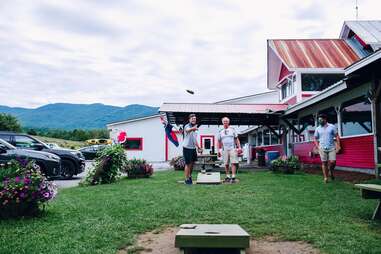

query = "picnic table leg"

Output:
[[372, 200, 381, 220]]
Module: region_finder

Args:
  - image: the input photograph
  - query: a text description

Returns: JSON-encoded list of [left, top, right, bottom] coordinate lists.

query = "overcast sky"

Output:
[[0, 0, 379, 108]]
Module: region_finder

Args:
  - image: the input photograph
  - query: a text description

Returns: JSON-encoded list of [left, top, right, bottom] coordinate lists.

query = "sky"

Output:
[[0, 0, 379, 108]]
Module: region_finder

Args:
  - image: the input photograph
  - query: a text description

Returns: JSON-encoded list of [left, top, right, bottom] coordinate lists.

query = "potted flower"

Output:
[[0, 160, 57, 219]]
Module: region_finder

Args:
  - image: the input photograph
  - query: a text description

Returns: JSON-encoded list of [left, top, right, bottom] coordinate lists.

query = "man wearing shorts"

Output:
[[313, 114, 341, 183], [217, 117, 242, 183], [183, 114, 202, 185]]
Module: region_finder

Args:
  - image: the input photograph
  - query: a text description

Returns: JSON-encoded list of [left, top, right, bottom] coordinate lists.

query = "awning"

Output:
[[159, 103, 288, 126]]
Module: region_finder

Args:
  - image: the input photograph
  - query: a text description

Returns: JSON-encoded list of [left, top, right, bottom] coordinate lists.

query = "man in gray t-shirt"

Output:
[[182, 114, 202, 184]]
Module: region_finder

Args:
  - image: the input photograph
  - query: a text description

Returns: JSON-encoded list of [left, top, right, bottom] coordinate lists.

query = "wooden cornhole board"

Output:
[[175, 224, 250, 254], [355, 184, 381, 220], [196, 172, 221, 184]]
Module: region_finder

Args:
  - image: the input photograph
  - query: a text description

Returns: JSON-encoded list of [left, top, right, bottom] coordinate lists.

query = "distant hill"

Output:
[[0, 103, 159, 130]]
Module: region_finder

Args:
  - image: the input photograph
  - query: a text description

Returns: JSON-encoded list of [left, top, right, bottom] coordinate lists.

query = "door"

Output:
[[201, 135, 215, 155]]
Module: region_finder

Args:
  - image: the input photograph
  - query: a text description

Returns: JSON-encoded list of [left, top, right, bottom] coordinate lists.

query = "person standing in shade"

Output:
[[217, 117, 242, 183], [183, 114, 202, 185], [313, 114, 341, 183]]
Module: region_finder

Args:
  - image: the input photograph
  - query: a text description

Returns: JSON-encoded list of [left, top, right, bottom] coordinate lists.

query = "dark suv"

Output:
[[0, 132, 85, 179], [0, 139, 61, 177]]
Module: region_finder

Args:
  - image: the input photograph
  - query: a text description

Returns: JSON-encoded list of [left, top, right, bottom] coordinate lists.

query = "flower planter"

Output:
[[0, 201, 39, 219]]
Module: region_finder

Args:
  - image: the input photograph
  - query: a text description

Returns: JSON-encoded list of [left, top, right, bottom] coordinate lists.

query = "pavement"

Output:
[[54, 161, 172, 189]]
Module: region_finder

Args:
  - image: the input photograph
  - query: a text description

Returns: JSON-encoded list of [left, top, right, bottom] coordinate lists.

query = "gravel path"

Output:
[[54, 161, 172, 189]]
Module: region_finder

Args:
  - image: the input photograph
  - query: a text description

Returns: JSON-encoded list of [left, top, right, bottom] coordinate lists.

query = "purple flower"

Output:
[[15, 176, 20, 183], [23, 178, 31, 184], [43, 192, 50, 199]]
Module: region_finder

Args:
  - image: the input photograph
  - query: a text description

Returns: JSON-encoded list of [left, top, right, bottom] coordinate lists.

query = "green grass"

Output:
[[32, 135, 85, 149], [1, 171, 380, 254]]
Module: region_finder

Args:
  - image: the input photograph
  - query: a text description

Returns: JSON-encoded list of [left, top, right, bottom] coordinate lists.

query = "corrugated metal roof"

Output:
[[159, 103, 288, 114], [341, 20, 381, 48], [269, 39, 360, 69], [160, 103, 287, 125]]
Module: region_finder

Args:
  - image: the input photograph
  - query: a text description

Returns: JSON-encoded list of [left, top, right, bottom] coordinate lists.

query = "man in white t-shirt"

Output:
[[217, 117, 242, 183]]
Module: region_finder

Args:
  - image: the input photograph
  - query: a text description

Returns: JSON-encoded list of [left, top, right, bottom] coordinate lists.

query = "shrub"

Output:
[[169, 156, 185, 171], [124, 159, 153, 178], [0, 160, 57, 219], [270, 156, 300, 174], [82, 145, 127, 185]]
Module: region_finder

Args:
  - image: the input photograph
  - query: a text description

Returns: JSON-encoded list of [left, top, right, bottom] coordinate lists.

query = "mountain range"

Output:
[[0, 103, 159, 130]]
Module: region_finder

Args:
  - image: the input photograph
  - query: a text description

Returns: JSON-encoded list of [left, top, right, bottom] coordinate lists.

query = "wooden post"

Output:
[[371, 77, 380, 178]]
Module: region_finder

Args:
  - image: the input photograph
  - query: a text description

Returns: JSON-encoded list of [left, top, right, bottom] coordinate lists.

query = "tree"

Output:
[[0, 113, 22, 132]]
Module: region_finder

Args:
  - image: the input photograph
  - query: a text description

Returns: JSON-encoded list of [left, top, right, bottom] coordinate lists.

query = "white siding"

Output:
[[108, 115, 250, 162], [108, 116, 165, 162]]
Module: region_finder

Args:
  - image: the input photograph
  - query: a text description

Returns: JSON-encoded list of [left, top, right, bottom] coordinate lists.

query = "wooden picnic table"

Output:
[[355, 184, 381, 220]]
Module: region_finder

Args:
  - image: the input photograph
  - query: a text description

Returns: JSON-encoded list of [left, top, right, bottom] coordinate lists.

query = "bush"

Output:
[[124, 159, 153, 178], [81, 145, 127, 185], [271, 156, 300, 174], [0, 160, 57, 219], [169, 156, 185, 171]]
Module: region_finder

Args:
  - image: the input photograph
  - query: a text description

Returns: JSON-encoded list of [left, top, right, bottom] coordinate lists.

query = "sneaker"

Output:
[[224, 177, 231, 183], [184, 178, 192, 185], [230, 177, 236, 183]]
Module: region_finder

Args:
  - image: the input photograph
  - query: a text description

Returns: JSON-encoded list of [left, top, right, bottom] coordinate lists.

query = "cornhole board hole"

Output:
[[196, 172, 221, 184], [175, 224, 250, 254]]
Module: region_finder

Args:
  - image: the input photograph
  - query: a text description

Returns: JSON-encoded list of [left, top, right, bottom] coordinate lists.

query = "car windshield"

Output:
[[0, 139, 16, 150], [31, 137, 49, 149]]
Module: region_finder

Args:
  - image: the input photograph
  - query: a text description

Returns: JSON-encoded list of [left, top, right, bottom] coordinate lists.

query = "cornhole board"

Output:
[[355, 184, 381, 220], [175, 224, 250, 254], [196, 172, 221, 184]]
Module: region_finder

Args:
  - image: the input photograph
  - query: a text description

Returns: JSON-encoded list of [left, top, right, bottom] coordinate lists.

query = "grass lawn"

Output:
[[1, 171, 380, 254], [32, 135, 85, 149]]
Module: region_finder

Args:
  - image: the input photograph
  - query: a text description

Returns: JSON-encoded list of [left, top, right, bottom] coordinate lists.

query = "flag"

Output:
[[160, 115, 179, 147]]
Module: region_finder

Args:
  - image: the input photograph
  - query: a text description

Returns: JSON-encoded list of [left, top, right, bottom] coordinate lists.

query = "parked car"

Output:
[[0, 132, 85, 179], [0, 138, 61, 177], [79, 145, 107, 160], [85, 139, 112, 145]]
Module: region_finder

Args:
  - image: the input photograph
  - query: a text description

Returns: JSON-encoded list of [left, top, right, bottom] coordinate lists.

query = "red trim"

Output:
[[302, 93, 314, 98], [284, 96, 297, 105], [165, 134, 168, 161], [124, 137, 143, 151], [200, 135, 215, 149], [279, 64, 292, 81], [354, 34, 368, 47], [165, 130, 180, 161]]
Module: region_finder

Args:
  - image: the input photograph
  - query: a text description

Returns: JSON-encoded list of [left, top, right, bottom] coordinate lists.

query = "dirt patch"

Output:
[[303, 166, 375, 183], [119, 227, 320, 254]]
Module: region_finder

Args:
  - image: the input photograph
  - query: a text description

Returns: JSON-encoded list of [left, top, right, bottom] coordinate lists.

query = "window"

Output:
[[251, 134, 257, 146], [270, 130, 280, 145], [280, 75, 296, 100], [257, 132, 263, 146], [301, 74, 344, 92], [123, 138, 143, 150], [14, 135, 40, 148], [299, 115, 316, 142], [263, 129, 270, 146], [341, 96, 372, 136], [318, 107, 338, 127], [204, 139, 211, 149], [0, 134, 12, 143]]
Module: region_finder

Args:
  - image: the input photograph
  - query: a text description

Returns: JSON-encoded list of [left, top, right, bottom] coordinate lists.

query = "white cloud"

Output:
[[0, 0, 379, 108]]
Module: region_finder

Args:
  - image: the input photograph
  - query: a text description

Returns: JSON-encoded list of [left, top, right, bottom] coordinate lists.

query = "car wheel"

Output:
[[61, 160, 75, 180]]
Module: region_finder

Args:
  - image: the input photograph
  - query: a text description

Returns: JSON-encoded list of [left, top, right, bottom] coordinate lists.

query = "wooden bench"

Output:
[[355, 184, 381, 220]]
